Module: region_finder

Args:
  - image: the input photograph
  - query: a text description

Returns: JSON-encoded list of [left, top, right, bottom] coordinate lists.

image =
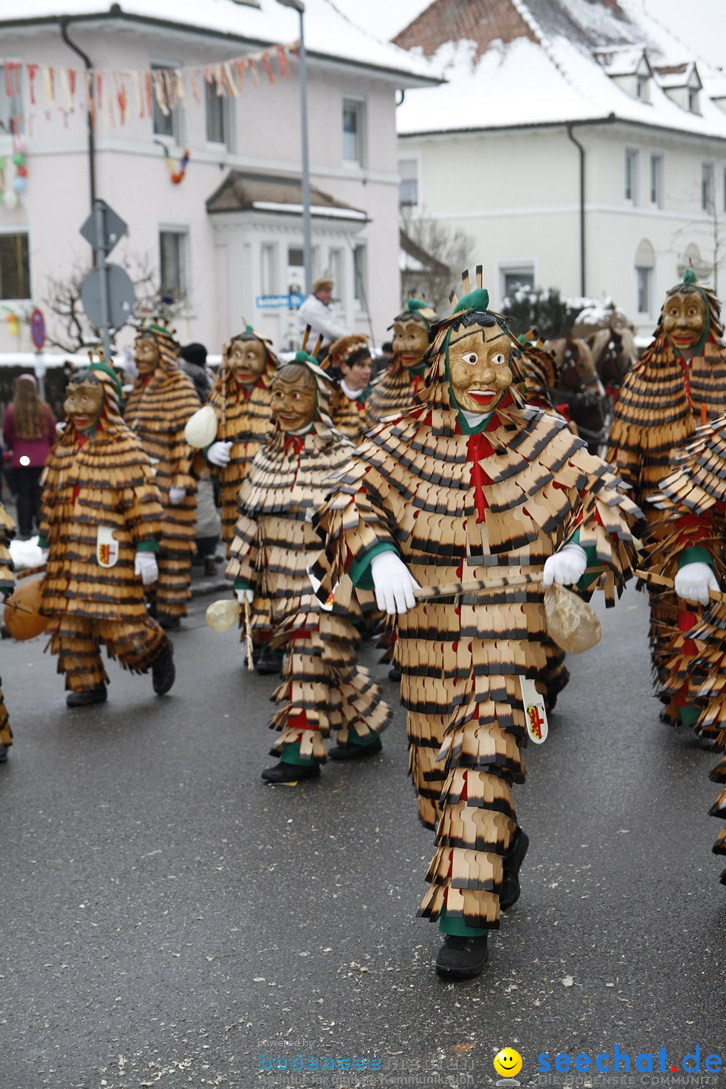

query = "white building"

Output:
[[0, 0, 437, 358], [393, 0, 726, 336]]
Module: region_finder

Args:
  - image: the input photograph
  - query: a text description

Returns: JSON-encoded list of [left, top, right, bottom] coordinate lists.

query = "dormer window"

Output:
[[688, 86, 700, 114]]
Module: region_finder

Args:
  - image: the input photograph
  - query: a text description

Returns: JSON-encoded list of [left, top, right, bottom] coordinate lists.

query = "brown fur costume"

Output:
[[124, 324, 200, 619], [314, 288, 639, 930]]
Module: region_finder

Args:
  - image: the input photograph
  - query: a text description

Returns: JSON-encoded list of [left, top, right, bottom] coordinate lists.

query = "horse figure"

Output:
[[587, 322, 638, 404], [546, 336, 610, 454]]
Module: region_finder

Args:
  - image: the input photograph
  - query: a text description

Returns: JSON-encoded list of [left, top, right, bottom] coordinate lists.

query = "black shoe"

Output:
[[66, 683, 107, 708], [261, 761, 320, 784], [158, 614, 181, 631], [255, 644, 283, 676], [435, 934, 488, 979], [0, 743, 8, 763], [152, 640, 176, 696], [500, 829, 529, 911], [203, 556, 218, 577], [328, 737, 382, 761], [388, 665, 401, 681]]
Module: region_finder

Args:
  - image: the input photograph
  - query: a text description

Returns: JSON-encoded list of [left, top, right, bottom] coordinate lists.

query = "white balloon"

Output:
[[184, 404, 218, 448], [205, 598, 240, 633], [3, 188, 18, 210]]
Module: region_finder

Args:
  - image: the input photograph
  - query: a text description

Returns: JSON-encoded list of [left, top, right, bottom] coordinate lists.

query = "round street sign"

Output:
[[30, 307, 46, 350], [81, 264, 136, 331]]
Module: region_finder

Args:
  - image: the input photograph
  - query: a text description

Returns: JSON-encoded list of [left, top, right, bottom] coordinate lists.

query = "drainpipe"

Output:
[[59, 17, 96, 205], [566, 122, 586, 297]]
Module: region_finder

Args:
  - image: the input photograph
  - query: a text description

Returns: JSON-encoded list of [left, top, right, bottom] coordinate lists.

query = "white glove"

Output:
[[674, 561, 719, 606], [371, 550, 420, 615], [39, 548, 49, 565], [236, 588, 254, 605], [543, 542, 588, 588], [207, 440, 232, 468], [134, 551, 159, 585], [169, 486, 186, 506]]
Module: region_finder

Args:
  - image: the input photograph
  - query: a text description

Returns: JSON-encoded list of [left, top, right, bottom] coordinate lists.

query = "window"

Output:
[[159, 229, 188, 302], [688, 87, 700, 114], [636, 75, 650, 102], [0, 63, 23, 136], [399, 158, 419, 207], [649, 154, 663, 207], [0, 232, 30, 299], [500, 264, 535, 299], [206, 88, 233, 149], [702, 161, 714, 212], [635, 238, 655, 315], [152, 64, 182, 142], [353, 243, 367, 305], [625, 148, 639, 203], [342, 98, 366, 167], [260, 243, 276, 294]]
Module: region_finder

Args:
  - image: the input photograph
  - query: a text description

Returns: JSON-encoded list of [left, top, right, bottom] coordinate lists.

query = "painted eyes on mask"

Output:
[[461, 351, 507, 365]]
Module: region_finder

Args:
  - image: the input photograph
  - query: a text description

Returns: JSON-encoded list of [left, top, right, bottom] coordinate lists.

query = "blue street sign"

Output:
[[256, 293, 305, 310]]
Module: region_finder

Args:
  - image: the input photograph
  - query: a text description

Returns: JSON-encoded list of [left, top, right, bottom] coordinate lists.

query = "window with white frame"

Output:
[[152, 63, 182, 142], [159, 229, 189, 302], [625, 148, 639, 203], [260, 243, 276, 295], [398, 158, 419, 207], [352, 243, 367, 306], [500, 264, 535, 300], [342, 98, 366, 167], [206, 88, 233, 150], [649, 153, 663, 207], [635, 238, 655, 315], [688, 87, 700, 114], [636, 74, 650, 102], [0, 231, 30, 299], [702, 161, 715, 212], [0, 63, 23, 136]]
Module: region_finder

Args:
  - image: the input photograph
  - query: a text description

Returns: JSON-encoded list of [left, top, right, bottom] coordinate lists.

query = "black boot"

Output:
[[255, 643, 283, 676], [152, 640, 176, 696], [500, 829, 529, 911], [66, 683, 107, 708], [203, 556, 217, 577], [328, 737, 382, 761], [261, 761, 320, 784], [0, 743, 8, 763], [158, 614, 180, 631], [435, 934, 488, 979]]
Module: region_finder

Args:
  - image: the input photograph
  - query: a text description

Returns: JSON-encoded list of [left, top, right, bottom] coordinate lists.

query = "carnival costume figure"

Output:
[[607, 269, 726, 709], [646, 414, 726, 881], [328, 334, 373, 445], [38, 363, 175, 707], [0, 503, 15, 759], [226, 340, 391, 784], [365, 299, 437, 427], [124, 324, 200, 629], [204, 327, 278, 549], [313, 275, 640, 978]]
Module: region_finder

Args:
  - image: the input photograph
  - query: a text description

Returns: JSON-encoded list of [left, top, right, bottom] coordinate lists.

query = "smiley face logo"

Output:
[[493, 1047, 523, 1078]]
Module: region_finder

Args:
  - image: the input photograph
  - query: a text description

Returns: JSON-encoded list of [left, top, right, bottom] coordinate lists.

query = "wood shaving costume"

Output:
[[646, 415, 726, 882], [38, 363, 175, 706], [205, 327, 278, 548], [365, 299, 437, 427], [328, 334, 373, 445], [0, 503, 15, 759], [124, 325, 200, 625], [313, 282, 639, 976], [226, 349, 391, 783], [607, 270, 726, 699]]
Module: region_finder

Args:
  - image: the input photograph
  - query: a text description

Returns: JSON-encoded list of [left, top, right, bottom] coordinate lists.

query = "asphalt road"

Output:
[[1, 584, 724, 1089]]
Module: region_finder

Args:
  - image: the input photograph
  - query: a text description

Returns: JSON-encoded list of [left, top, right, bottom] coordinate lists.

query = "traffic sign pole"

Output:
[[93, 200, 112, 362]]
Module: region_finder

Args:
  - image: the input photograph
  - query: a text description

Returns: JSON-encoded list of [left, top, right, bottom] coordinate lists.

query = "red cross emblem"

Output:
[[527, 704, 545, 740]]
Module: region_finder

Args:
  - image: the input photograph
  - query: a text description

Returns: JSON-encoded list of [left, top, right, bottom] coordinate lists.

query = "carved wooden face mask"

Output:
[[64, 378, 105, 433], [448, 322, 513, 413], [663, 290, 708, 354], [270, 372, 317, 433], [392, 320, 429, 370], [229, 337, 266, 384], [135, 335, 160, 376]]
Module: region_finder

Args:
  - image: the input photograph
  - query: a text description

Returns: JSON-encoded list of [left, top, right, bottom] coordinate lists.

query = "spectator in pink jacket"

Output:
[[3, 374, 56, 539]]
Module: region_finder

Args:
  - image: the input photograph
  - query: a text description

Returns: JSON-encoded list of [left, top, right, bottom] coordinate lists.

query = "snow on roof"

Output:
[[0, 0, 440, 85], [394, 0, 726, 138]]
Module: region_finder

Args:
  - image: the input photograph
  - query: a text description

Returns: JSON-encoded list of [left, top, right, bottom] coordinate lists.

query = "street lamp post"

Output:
[[276, 0, 312, 295]]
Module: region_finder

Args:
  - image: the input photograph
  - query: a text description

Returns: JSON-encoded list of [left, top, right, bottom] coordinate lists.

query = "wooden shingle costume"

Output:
[[124, 324, 200, 626], [328, 334, 373, 445], [226, 345, 391, 783], [204, 327, 278, 548], [607, 270, 726, 695], [38, 363, 175, 706], [646, 415, 726, 881], [365, 299, 437, 427], [0, 502, 15, 759], [313, 278, 639, 977]]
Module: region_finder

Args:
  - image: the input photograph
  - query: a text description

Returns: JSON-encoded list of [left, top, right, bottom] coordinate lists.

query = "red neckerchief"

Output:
[[284, 433, 306, 456]]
